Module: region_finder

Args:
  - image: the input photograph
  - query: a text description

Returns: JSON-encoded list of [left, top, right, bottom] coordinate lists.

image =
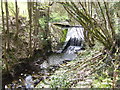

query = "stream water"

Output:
[[40, 51, 77, 69], [3, 51, 78, 89]]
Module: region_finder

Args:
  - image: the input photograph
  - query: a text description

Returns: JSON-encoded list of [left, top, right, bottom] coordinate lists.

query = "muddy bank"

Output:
[[2, 49, 49, 88]]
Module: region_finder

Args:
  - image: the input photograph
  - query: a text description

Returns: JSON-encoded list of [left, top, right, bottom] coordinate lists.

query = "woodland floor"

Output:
[[2, 41, 120, 88], [35, 43, 112, 88]]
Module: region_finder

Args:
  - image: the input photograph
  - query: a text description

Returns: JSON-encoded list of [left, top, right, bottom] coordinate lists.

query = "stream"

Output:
[[3, 50, 79, 89], [3, 25, 85, 89]]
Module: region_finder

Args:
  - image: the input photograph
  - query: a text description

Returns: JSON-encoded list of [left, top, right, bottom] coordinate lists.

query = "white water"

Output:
[[40, 26, 85, 69], [66, 26, 84, 42]]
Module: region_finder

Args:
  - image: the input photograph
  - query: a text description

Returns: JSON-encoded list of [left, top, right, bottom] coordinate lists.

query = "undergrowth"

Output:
[[36, 42, 120, 88]]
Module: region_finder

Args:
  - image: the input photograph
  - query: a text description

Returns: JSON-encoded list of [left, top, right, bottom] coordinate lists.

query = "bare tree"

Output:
[[1, 0, 9, 72], [5, 0, 10, 50], [15, 0, 19, 39], [33, 1, 39, 50], [27, 1, 33, 56], [61, 2, 116, 52], [44, 2, 52, 50]]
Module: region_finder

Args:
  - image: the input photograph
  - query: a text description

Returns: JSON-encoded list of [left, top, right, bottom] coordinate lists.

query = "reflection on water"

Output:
[[40, 46, 80, 69], [25, 75, 34, 88]]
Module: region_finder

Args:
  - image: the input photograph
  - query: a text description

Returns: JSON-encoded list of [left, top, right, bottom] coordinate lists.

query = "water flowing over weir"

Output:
[[62, 25, 85, 53], [40, 24, 85, 69]]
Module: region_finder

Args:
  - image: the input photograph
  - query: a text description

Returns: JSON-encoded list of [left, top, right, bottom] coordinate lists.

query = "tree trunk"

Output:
[[15, 0, 19, 39], [1, 0, 9, 72], [104, 2, 115, 42], [5, 0, 10, 50], [33, 1, 39, 50], [27, 1, 33, 56], [44, 2, 52, 51]]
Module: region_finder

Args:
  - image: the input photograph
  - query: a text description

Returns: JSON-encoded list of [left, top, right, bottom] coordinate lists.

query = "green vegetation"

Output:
[[50, 12, 68, 22], [60, 29, 68, 42], [1, 1, 120, 89]]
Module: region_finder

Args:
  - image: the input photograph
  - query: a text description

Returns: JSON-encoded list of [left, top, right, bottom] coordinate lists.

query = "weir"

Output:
[[56, 24, 85, 54], [39, 24, 86, 71], [40, 24, 86, 68]]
